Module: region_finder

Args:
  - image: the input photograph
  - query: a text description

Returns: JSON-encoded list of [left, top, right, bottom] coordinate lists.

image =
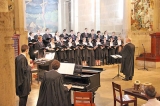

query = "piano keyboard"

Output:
[[63, 84, 84, 89]]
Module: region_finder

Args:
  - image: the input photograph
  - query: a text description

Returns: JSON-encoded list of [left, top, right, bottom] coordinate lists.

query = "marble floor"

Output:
[[16, 64, 160, 106]]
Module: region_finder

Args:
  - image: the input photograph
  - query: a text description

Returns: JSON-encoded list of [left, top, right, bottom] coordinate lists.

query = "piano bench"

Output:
[[30, 69, 39, 84]]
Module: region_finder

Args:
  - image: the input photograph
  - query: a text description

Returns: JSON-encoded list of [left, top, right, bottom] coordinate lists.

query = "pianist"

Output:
[[37, 60, 72, 106]]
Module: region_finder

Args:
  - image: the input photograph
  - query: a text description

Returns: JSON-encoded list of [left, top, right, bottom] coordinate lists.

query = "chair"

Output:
[[30, 68, 39, 84], [74, 92, 95, 106], [112, 82, 137, 106]]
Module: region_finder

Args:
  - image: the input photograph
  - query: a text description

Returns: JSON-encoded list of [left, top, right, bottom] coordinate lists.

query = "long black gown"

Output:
[[87, 42, 95, 66], [74, 42, 82, 65], [81, 42, 88, 62], [57, 41, 67, 62], [108, 41, 116, 64], [37, 70, 71, 106], [66, 42, 75, 63], [102, 40, 110, 65], [15, 54, 31, 97], [120, 43, 135, 78], [94, 42, 102, 60]]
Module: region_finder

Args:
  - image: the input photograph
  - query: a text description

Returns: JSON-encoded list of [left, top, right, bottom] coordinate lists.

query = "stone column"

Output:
[[14, 0, 28, 47], [0, 1, 16, 106]]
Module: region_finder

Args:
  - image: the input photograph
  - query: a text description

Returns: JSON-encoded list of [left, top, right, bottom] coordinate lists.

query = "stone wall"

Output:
[[0, 12, 16, 106], [100, 0, 124, 34]]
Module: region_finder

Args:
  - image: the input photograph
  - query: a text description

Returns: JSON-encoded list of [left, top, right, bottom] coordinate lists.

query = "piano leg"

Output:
[[92, 92, 96, 103]]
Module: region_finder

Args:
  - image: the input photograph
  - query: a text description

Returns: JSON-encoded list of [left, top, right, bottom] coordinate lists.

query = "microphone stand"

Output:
[[138, 44, 148, 71]]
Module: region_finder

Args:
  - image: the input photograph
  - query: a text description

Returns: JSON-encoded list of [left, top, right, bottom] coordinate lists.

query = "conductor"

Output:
[[120, 38, 135, 81], [37, 60, 72, 106]]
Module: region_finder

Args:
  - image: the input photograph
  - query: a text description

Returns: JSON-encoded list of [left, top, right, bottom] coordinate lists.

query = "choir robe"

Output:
[[94, 42, 103, 60], [102, 40, 110, 65], [15, 54, 31, 97], [108, 41, 116, 64], [66, 42, 75, 63], [87, 42, 95, 66], [37, 70, 71, 106], [74, 42, 82, 65], [57, 41, 67, 62], [120, 43, 135, 78]]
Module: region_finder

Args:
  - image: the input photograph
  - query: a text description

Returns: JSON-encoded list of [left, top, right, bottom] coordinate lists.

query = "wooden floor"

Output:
[[16, 64, 160, 106]]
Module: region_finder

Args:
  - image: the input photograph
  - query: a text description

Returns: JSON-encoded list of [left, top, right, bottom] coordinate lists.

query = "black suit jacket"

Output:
[[35, 41, 45, 58]]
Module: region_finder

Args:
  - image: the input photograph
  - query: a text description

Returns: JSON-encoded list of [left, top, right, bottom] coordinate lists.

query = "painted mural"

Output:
[[131, 0, 154, 31], [25, 0, 58, 33]]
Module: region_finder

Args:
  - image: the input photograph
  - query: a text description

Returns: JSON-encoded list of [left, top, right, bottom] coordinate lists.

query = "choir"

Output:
[[28, 28, 124, 66]]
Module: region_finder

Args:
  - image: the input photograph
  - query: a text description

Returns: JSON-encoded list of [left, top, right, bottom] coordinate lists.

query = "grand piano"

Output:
[[35, 60, 103, 101]]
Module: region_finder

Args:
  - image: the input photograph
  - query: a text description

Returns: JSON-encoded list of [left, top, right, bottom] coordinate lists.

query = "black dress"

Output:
[[66, 42, 75, 63], [94, 42, 102, 60], [74, 42, 82, 65], [57, 41, 67, 62], [87, 42, 95, 66], [108, 41, 116, 64], [81, 42, 88, 61], [37, 70, 71, 106], [102, 40, 110, 65]]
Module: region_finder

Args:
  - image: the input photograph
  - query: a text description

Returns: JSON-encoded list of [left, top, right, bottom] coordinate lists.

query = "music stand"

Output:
[[111, 55, 124, 79], [138, 44, 148, 71]]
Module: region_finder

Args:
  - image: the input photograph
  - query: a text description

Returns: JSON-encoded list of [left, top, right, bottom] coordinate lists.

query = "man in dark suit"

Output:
[[120, 38, 135, 81], [43, 28, 53, 47], [60, 29, 68, 38], [35, 36, 45, 58], [68, 30, 76, 41], [15, 44, 32, 106], [110, 32, 117, 41], [96, 30, 103, 40], [81, 28, 90, 39], [89, 29, 96, 39]]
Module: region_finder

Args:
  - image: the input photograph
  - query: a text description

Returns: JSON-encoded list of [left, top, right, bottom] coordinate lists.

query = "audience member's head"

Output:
[[52, 60, 60, 70], [21, 44, 29, 54], [144, 85, 157, 99]]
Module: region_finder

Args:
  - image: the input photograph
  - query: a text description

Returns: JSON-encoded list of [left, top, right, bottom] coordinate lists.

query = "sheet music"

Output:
[[111, 55, 122, 59], [58, 63, 75, 75], [45, 53, 55, 60]]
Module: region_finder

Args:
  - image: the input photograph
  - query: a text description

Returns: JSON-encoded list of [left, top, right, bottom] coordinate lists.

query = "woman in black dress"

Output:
[[46, 38, 58, 59], [102, 37, 110, 65], [66, 37, 75, 63], [87, 37, 95, 66], [82, 37, 88, 66], [94, 38, 102, 66], [57, 37, 67, 62], [108, 37, 116, 64], [74, 37, 82, 65]]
